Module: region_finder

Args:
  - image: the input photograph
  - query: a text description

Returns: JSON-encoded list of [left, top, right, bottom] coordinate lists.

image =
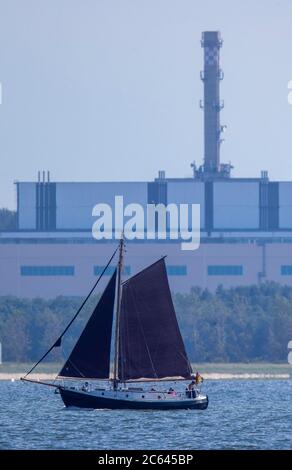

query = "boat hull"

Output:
[[59, 388, 209, 410]]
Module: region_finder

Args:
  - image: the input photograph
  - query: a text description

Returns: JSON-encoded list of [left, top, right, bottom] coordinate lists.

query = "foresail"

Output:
[[59, 270, 117, 379], [118, 259, 192, 381]]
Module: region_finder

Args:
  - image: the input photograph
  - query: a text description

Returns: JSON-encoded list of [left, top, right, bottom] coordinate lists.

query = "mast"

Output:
[[113, 234, 124, 389]]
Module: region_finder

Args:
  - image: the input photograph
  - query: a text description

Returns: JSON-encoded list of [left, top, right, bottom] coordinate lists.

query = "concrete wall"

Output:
[[279, 182, 292, 229], [1, 239, 291, 298], [17, 179, 292, 233], [213, 182, 259, 229], [56, 182, 148, 230], [167, 181, 205, 229], [17, 183, 36, 230]]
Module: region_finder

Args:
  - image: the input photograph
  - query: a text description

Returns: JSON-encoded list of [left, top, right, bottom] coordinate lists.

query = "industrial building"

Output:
[[2, 31, 292, 298]]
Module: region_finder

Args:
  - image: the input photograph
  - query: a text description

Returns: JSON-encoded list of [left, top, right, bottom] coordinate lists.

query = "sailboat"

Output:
[[22, 237, 208, 410]]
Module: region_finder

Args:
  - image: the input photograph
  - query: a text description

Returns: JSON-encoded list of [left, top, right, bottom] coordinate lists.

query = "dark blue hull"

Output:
[[59, 388, 209, 410]]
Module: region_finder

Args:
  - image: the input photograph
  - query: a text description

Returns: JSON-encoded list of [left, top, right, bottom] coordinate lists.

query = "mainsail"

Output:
[[118, 258, 193, 381], [59, 270, 117, 379]]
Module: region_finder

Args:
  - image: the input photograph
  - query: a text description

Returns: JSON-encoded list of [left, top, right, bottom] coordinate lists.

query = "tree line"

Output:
[[0, 282, 292, 363], [0, 209, 17, 230]]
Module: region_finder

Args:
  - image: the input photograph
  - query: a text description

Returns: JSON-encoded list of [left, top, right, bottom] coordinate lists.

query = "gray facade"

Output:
[[15, 177, 292, 232]]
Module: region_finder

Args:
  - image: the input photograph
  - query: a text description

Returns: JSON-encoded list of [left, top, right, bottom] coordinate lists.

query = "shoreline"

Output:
[[1, 372, 290, 381], [1, 363, 291, 381]]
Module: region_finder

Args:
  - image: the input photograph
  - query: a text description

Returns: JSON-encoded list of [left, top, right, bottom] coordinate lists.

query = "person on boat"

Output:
[[187, 379, 196, 398], [81, 381, 89, 392], [188, 377, 196, 389]]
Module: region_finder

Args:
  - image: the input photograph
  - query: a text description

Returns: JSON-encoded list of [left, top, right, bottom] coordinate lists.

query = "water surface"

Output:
[[0, 380, 291, 449]]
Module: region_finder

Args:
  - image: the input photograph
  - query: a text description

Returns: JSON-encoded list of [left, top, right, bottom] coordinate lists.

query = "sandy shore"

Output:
[[203, 372, 290, 380], [1, 372, 290, 381]]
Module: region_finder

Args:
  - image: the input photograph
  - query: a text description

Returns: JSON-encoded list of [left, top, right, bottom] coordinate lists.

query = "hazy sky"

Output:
[[1, 0, 292, 208]]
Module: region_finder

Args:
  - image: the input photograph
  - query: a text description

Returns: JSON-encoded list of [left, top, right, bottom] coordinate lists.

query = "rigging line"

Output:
[[20, 377, 59, 389], [23, 245, 119, 379], [175, 353, 192, 379], [65, 358, 86, 378], [178, 350, 193, 373], [53, 339, 66, 385]]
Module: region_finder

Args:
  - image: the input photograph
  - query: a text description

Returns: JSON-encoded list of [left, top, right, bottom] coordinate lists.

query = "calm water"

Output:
[[0, 380, 291, 450]]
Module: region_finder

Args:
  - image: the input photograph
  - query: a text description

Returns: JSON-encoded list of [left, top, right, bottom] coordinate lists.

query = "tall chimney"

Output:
[[200, 31, 224, 175]]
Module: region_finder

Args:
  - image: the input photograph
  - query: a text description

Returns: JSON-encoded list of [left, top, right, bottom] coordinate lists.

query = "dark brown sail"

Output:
[[118, 259, 193, 381], [59, 270, 116, 379]]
